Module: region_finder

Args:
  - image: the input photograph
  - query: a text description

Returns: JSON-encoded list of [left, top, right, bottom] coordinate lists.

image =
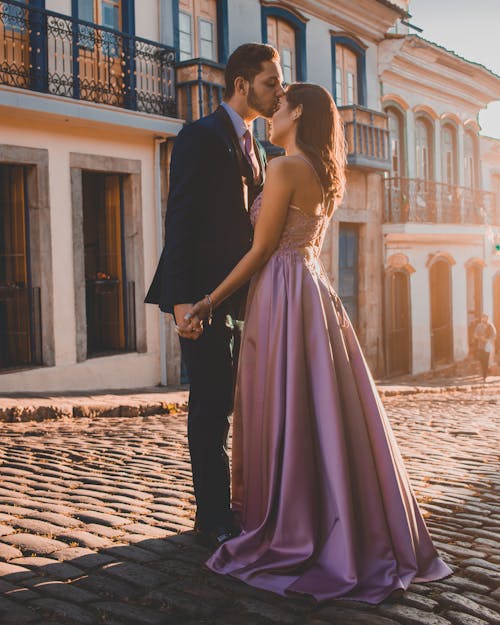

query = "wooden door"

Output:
[[430, 260, 453, 366], [339, 224, 359, 329], [83, 172, 126, 355], [0, 165, 34, 369], [385, 270, 411, 376]]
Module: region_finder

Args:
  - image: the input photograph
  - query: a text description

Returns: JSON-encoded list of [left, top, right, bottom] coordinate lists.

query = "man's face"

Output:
[[247, 60, 285, 119]]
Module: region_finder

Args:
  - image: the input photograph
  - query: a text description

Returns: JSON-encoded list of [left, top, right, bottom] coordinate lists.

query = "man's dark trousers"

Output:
[[180, 313, 241, 531]]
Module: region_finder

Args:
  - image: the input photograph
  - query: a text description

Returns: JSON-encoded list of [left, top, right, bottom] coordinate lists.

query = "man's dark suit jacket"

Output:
[[145, 106, 267, 317]]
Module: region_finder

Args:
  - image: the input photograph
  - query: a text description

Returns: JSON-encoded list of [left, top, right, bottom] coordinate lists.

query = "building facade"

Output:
[[379, 34, 500, 376], [1, 0, 499, 392]]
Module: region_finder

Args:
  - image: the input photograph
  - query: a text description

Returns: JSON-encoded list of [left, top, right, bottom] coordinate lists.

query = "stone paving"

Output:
[[0, 382, 499, 625]]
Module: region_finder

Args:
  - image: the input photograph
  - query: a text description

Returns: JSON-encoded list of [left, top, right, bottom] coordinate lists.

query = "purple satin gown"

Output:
[[206, 170, 452, 603]]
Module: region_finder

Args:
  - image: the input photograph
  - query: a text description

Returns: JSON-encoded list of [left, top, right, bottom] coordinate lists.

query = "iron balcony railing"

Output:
[[384, 178, 497, 225], [0, 0, 175, 116], [0, 284, 42, 370], [338, 105, 390, 171], [175, 58, 225, 122]]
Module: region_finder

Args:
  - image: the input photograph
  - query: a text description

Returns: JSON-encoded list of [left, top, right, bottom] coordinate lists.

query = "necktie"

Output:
[[243, 129, 260, 180]]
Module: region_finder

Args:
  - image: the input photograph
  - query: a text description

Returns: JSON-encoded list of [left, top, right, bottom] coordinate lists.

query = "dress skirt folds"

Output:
[[205, 195, 452, 603]]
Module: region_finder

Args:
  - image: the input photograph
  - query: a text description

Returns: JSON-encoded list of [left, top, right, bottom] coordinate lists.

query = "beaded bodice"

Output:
[[249, 192, 330, 261]]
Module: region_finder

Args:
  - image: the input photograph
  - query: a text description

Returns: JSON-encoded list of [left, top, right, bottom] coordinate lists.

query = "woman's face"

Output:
[[269, 96, 298, 147]]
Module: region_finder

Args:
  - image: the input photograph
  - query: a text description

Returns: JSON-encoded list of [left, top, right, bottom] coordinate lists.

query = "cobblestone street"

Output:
[[0, 382, 499, 625]]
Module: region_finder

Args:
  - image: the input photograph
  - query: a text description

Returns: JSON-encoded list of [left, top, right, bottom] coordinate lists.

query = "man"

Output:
[[145, 44, 284, 548], [474, 313, 497, 381]]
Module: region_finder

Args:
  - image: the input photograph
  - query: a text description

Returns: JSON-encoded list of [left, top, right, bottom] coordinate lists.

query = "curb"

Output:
[[0, 380, 498, 424], [0, 400, 188, 424]]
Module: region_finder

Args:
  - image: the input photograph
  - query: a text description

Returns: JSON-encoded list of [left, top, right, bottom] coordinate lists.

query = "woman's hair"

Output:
[[224, 43, 280, 99], [285, 83, 346, 208]]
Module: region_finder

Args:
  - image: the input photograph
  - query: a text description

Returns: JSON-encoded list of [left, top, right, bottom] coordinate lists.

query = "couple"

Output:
[[145, 43, 452, 603]]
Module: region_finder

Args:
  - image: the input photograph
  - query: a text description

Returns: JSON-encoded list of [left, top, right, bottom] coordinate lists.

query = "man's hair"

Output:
[[224, 43, 279, 99]]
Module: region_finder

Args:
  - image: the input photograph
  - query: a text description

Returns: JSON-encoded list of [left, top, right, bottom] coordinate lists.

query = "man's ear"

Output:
[[234, 76, 248, 96]]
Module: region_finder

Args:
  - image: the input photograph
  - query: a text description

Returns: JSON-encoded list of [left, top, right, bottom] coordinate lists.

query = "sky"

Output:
[[408, 0, 500, 140]]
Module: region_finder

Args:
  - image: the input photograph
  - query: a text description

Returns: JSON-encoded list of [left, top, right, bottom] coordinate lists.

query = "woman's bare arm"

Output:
[[185, 157, 293, 327]]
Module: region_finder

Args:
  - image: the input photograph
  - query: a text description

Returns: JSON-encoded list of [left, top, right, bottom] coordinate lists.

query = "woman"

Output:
[[187, 83, 452, 603]]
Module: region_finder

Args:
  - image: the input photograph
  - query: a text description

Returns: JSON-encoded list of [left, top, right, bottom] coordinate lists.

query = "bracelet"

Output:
[[204, 294, 214, 325]]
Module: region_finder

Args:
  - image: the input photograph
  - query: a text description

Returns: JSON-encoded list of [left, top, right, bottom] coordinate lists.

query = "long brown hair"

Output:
[[285, 83, 346, 209]]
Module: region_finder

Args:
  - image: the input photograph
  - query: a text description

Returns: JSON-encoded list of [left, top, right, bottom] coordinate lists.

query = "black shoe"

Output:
[[194, 525, 233, 550]]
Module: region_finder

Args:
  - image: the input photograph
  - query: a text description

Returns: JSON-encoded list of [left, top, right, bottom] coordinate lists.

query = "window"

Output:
[[78, 0, 122, 28], [335, 44, 358, 106], [199, 18, 214, 60], [2, 0, 27, 32], [442, 124, 457, 186], [464, 131, 476, 189], [77, 0, 122, 52], [416, 118, 432, 180], [179, 11, 193, 60], [262, 5, 306, 81], [387, 108, 404, 179], [266, 16, 296, 83], [178, 0, 217, 61]]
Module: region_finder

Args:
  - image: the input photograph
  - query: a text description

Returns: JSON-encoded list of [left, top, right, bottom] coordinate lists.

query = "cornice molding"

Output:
[[382, 93, 410, 110], [260, 0, 309, 23], [288, 0, 401, 43]]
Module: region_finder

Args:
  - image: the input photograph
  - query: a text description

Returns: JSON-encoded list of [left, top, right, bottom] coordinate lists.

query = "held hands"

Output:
[[174, 298, 212, 341]]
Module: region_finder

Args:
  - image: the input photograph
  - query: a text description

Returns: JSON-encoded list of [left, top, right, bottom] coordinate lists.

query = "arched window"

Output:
[[386, 107, 405, 179], [415, 117, 433, 180], [331, 34, 366, 107], [261, 4, 307, 82], [464, 130, 477, 189], [442, 124, 457, 186]]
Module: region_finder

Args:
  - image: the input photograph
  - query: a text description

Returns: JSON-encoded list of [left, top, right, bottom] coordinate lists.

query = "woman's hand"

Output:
[[190, 297, 211, 322]]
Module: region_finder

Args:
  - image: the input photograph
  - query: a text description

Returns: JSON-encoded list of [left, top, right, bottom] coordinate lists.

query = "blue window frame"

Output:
[[173, 0, 229, 63], [261, 4, 307, 82], [331, 34, 366, 107]]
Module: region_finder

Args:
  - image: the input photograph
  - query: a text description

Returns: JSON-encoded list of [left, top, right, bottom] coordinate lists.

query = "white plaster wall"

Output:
[[304, 15, 332, 91], [451, 261, 468, 361], [135, 0, 160, 41], [365, 46, 380, 111], [0, 115, 162, 392], [409, 256, 431, 373], [227, 0, 262, 52]]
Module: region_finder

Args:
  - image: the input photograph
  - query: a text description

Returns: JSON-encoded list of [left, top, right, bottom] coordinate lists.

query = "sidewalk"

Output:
[[1, 375, 499, 423]]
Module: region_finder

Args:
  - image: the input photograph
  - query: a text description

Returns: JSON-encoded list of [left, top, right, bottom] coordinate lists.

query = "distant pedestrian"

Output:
[[474, 313, 497, 381]]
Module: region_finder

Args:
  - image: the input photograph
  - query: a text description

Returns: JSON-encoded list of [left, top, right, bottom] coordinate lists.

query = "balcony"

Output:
[[176, 58, 224, 122], [384, 178, 497, 225], [338, 105, 390, 171], [0, 0, 175, 116]]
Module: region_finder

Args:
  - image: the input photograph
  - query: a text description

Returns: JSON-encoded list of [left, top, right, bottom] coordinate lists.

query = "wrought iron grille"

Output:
[[384, 178, 497, 225], [0, 0, 176, 116]]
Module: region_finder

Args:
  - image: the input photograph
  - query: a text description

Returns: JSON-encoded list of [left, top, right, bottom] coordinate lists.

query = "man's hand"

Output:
[[174, 303, 204, 340]]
